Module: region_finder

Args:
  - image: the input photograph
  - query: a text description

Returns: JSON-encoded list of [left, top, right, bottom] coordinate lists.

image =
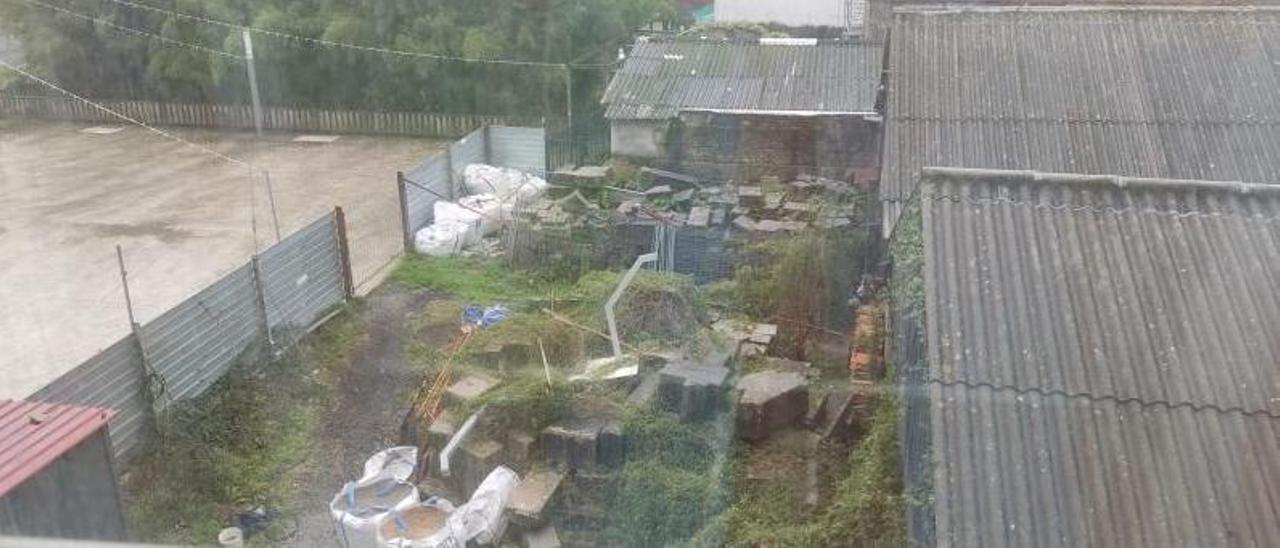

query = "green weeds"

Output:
[[125, 311, 362, 544]]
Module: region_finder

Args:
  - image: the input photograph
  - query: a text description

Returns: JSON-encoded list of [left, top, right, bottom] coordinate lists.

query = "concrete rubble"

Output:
[[506, 469, 564, 529], [540, 417, 625, 471], [735, 371, 809, 441], [522, 524, 563, 548], [657, 353, 732, 420], [644, 184, 672, 197], [445, 373, 500, 406], [736, 186, 765, 208], [459, 438, 505, 497], [687, 206, 711, 227], [506, 431, 536, 464], [427, 410, 458, 450]]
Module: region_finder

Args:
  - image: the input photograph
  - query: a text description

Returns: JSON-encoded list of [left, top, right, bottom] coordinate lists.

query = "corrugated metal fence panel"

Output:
[[450, 127, 488, 190], [140, 264, 261, 402], [27, 336, 148, 461], [259, 213, 344, 338], [404, 154, 451, 234], [489, 126, 547, 177]]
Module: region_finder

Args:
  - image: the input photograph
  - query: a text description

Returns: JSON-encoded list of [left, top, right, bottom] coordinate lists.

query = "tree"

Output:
[[0, 0, 675, 118]]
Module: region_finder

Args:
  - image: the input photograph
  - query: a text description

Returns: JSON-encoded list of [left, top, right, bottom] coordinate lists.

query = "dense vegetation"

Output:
[[0, 0, 675, 118]]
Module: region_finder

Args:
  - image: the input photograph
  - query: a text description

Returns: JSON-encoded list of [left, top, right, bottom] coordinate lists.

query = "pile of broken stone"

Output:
[[616, 170, 862, 233], [534, 166, 862, 235]]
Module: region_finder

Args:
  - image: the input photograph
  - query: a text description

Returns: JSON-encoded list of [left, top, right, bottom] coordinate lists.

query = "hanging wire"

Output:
[[0, 57, 255, 168], [0, 57, 267, 255]]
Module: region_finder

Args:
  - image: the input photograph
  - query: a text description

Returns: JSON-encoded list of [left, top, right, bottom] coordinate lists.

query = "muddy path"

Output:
[[285, 283, 435, 547]]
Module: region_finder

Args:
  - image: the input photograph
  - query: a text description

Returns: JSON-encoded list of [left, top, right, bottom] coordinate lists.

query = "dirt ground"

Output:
[[284, 282, 437, 547], [0, 119, 441, 398]]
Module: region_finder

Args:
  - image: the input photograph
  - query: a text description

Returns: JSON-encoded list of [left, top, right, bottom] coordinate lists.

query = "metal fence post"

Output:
[[444, 143, 456, 201], [334, 206, 355, 299], [115, 245, 164, 417], [397, 171, 413, 252], [483, 125, 493, 165], [249, 255, 275, 349]]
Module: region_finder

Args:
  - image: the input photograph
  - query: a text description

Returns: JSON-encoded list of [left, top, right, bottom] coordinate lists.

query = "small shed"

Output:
[[0, 400, 126, 541], [602, 38, 884, 183]]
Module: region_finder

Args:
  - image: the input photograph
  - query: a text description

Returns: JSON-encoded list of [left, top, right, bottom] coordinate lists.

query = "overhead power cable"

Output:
[[9, 0, 243, 60], [98, 0, 621, 69], [0, 57, 253, 168]]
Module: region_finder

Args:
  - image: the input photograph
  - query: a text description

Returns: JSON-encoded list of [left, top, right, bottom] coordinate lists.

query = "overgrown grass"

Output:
[[719, 227, 868, 360], [723, 392, 906, 548], [126, 310, 362, 545], [392, 255, 561, 303], [595, 405, 732, 547], [567, 270, 706, 349], [461, 368, 575, 434], [890, 198, 926, 315]]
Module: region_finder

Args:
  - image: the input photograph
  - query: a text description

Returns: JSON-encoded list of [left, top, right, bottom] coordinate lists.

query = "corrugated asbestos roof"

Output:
[[882, 7, 1280, 236], [602, 39, 883, 120], [919, 167, 1280, 547], [0, 399, 113, 496]]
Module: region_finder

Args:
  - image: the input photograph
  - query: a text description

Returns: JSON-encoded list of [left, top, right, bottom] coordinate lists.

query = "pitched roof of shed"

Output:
[[881, 7, 1280, 236], [603, 39, 883, 120], [917, 167, 1280, 547], [0, 399, 113, 496]]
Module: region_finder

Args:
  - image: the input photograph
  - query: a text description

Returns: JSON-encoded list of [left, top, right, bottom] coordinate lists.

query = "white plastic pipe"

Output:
[[439, 408, 483, 477], [606, 252, 658, 358]]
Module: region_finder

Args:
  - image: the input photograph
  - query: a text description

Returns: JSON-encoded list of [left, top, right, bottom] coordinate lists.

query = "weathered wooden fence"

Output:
[[0, 95, 542, 138]]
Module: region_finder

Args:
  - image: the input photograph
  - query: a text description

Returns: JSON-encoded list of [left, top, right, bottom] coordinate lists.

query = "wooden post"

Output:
[[397, 171, 413, 253], [334, 206, 355, 299]]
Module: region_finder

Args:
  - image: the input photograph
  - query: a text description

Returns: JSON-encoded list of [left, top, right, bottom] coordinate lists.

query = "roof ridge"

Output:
[[928, 378, 1280, 419], [921, 167, 1280, 196], [895, 5, 1280, 16]]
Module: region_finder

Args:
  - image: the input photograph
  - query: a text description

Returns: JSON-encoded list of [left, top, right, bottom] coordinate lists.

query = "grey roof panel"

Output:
[[882, 7, 1280, 235], [918, 167, 1280, 547], [603, 40, 883, 119]]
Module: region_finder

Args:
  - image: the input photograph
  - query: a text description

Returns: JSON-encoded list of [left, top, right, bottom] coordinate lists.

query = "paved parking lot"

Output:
[[0, 119, 440, 398]]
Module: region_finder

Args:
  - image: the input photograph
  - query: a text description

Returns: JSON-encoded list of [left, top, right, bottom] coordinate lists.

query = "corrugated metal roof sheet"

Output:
[[603, 39, 883, 120], [0, 399, 113, 496], [881, 7, 1280, 236], [917, 167, 1280, 547]]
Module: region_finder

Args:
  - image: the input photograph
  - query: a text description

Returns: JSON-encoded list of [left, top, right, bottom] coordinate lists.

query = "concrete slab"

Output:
[[445, 373, 500, 406], [687, 206, 711, 227], [80, 126, 124, 135], [291, 134, 341, 143], [459, 438, 504, 498], [626, 372, 661, 406], [0, 121, 441, 398], [736, 371, 809, 441], [523, 524, 562, 548], [506, 431, 536, 465], [657, 358, 731, 420], [507, 469, 563, 528], [427, 410, 458, 450]]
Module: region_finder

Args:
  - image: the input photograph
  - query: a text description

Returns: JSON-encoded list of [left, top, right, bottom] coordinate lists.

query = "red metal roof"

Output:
[[0, 399, 113, 496]]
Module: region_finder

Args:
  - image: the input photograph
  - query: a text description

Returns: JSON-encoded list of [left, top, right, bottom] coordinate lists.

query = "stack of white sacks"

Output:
[[330, 446, 520, 548], [414, 165, 549, 256]]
